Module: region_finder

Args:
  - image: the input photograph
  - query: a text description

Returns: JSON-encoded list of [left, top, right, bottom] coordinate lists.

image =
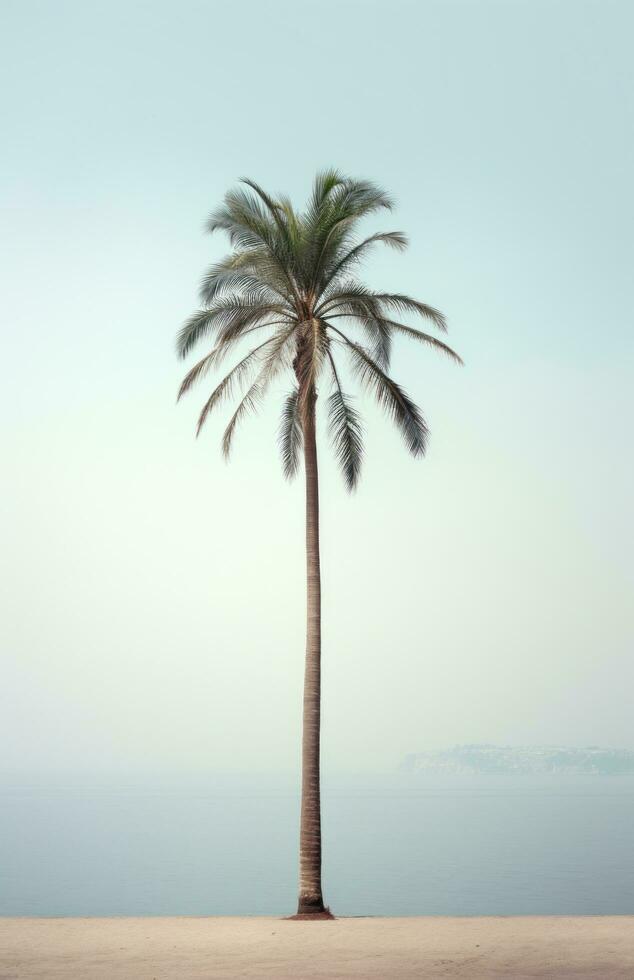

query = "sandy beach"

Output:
[[1, 916, 633, 979]]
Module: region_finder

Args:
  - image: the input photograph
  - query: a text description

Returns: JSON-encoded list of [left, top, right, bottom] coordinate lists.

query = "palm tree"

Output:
[[176, 171, 461, 917]]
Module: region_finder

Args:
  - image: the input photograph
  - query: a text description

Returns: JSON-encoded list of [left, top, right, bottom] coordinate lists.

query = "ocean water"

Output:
[[1, 772, 633, 916]]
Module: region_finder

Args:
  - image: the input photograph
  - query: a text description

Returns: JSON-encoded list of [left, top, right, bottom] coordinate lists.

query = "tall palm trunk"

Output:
[[297, 394, 326, 915]]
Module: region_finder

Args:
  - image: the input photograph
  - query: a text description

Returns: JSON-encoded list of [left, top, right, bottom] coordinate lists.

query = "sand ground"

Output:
[[1, 916, 633, 979]]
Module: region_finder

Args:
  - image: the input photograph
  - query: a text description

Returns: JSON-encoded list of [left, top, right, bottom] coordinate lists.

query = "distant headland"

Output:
[[402, 745, 634, 775]]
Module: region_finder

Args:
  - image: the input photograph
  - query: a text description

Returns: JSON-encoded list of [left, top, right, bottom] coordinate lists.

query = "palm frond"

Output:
[[199, 261, 290, 307], [177, 347, 224, 402], [306, 169, 348, 219], [331, 327, 428, 457], [239, 178, 297, 258], [176, 308, 224, 359], [221, 380, 266, 459], [177, 321, 289, 401], [315, 280, 383, 316], [177, 299, 287, 359], [376, 319, 462, 363], [369, 294, 448, 332], [221, 327, 295, 456], [325, 308, 391, 369], [206, 186, 274, 245], [195, 329, 291, 435], [206, 187, 302, 309], [302, 178, 395, 293], [318, 232, 408, 294], [332, 178, 395, 219], [317, 287, 391, 368], [325, 313, 461, 364], [326, 352, 364, 490], [278, 388, 303, 480]]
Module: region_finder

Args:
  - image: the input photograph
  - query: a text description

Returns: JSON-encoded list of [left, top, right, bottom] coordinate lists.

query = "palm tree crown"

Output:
[[177, 170, 461, 484]]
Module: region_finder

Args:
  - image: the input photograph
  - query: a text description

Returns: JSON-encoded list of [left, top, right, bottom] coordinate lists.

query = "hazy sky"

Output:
[[1, 0, 632, 774]]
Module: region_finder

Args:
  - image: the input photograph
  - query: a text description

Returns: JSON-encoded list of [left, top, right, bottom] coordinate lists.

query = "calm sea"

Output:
[[1, 772, 633, 916]]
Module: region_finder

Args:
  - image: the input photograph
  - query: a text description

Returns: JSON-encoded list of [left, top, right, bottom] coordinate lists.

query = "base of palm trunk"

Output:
[[289, 896, 334, 919], [287, 909, 335, 920]]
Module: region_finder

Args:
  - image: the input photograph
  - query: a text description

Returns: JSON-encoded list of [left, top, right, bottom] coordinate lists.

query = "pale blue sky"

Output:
[[1, 0, 632, 772]]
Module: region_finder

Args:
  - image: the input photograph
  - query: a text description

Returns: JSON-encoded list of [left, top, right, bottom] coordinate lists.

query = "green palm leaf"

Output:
[[278, 388, 303, 480], [326, 352, 364, 490], [330, 326, 429, 457]]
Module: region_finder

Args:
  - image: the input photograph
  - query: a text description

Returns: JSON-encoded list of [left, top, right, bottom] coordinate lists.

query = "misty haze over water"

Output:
[[2, 770, 633, 916], [403, 745, 634, 775]]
